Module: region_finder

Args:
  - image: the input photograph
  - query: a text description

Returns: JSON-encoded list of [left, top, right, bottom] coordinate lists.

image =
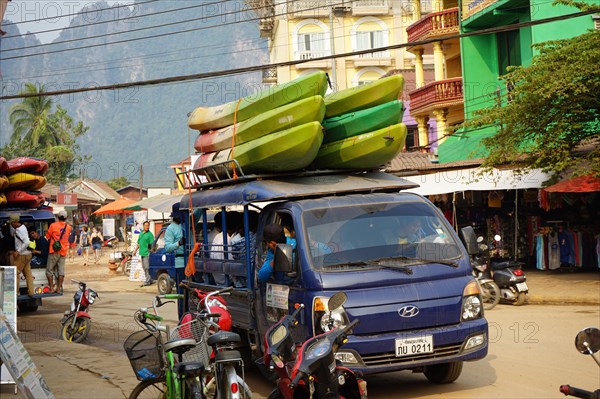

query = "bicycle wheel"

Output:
[[129, 377, 167, 399], [480, 280, 500, 310]]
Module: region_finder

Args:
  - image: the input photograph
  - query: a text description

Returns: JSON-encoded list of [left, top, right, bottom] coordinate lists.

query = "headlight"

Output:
[[320, 310, 345, 332], [313, 296, 349, 335], [462, 280, 482, 321]]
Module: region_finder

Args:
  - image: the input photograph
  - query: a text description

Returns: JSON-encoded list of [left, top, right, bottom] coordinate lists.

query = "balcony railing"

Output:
[[262, 67, 277, 84], [354, 50, 390, 58], [409, 77, 463, 113], [406, 7, 459, 44], [288, 1, 388, 17], [295, 50, 330, 60]]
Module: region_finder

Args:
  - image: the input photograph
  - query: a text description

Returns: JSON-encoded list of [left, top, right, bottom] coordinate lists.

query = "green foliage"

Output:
[[459, 30, 600, 177], [2, 84, 90, 184], [106, 177, 130, 191]]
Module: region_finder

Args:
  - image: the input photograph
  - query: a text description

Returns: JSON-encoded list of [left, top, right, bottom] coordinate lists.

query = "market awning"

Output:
[[123, 194, 183, 213], [403, 167, 551, 196], [543, 175, 600, 193], [92, 197, 137, 215]]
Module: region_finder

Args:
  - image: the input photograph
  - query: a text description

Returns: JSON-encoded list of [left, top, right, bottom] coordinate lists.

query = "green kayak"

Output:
[[322, 99, 404, 144], [323, 74, 404, 118], [188, 72, 328, 131], [194, 121, 324, 174], [195, 95, 325, 153], [313, 123, 407, 170]]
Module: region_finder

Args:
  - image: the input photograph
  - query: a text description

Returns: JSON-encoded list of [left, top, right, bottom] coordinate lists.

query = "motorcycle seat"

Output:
[[490, 261, 522, 270], [174, 361, 205, 377], [207, 331, 241, 347]]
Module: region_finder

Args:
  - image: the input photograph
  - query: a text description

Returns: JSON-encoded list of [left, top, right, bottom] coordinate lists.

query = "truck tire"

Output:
[[424, 361, 463, 384], [18, 303, 38, 313], [157, 273, 172, 295]]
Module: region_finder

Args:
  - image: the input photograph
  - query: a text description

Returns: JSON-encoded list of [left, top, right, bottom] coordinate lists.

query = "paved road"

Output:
[[13, 284, 600, 398]]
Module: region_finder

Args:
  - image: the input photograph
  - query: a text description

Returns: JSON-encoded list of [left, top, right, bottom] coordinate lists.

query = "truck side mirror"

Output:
[[460, 226, 480, 255], [273, 244, 293, 273]]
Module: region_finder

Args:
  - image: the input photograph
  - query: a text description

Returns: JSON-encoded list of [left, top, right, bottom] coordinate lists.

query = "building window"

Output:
[[497, 29, 521, 75], [298, 32, 326, 52], [356, 30, 384, 50]]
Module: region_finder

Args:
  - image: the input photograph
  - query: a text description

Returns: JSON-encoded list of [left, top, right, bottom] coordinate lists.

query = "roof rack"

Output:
[[177, 159, 384, 191]]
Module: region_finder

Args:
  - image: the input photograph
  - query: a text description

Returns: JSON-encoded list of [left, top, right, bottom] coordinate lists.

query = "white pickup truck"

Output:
[[1, 208, 62, 312]]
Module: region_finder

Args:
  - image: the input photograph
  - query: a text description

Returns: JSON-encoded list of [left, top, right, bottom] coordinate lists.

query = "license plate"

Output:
[[516, 282, 528, 292], [395, 335, 434, 357]]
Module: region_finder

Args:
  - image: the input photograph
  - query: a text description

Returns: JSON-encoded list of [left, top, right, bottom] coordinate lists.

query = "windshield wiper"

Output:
[[369, 256, 459, 268]]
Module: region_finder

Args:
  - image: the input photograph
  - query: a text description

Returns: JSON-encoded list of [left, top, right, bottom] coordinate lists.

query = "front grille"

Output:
[[361, 342, 463, 367]]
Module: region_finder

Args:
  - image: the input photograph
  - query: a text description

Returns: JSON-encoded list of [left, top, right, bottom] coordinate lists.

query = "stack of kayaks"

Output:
[[316, 74, 407, 169], [1, 156, 48, 208], [189, 72, 328, 175], [187, 72, 407, 178]]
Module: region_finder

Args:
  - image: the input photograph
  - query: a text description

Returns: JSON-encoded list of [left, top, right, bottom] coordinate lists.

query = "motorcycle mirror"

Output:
[[328, 292, 347, 312], [575, 327, 600, 355], [494, 235, 502, 242]]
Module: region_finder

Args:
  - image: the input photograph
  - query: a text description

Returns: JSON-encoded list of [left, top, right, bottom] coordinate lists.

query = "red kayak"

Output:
[[6, 157, 49, 175], [4, 190, 46, 208], [0, 157, 8, 173]]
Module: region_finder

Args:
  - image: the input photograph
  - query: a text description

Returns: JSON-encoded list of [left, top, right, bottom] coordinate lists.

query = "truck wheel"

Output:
[[18, 303, 38, 313], [424, 361, 463, 384], [157, 273, 172, 295], [61, 316, 91, 343]]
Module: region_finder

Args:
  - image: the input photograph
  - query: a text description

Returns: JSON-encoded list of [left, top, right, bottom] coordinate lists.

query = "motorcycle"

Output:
[[476, 235, 528, 306], [103, 235, 118, 248], [263, 292, 367, 399], [60, 279, 99, 343], [118, 250, 132, 275], [560, 327, 600, 399]]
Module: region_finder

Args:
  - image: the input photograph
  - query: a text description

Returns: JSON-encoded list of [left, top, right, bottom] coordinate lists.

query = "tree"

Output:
[[3, 84, 90, 184], [458, 29, 600, 178], [106, 177, 130, 191]]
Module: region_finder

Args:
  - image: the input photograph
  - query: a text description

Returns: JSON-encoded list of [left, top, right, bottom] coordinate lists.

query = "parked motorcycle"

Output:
[[264, 292, 367, 399], [60, 279, 99, 343], [476, 235, 528, 306], [560, 327, 600, 399], [471, 257, 501, 310], [103, 235, 118, 248]]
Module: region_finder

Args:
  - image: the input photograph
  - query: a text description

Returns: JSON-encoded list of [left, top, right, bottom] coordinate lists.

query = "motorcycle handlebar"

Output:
[[560, 385, 600, 399], [289, 371, 304, 390]]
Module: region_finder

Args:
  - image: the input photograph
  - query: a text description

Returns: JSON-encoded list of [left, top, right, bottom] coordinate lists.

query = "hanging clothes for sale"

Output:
[[558, 228, 572, 266], [547, 231, 560, 270], [536, 233, 546, 270]]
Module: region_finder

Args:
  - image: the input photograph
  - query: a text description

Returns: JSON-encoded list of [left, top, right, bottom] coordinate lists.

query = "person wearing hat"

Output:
[[45, 210, 72, 294], [9, 214, 35, 297], [257, 223, 288, 284]]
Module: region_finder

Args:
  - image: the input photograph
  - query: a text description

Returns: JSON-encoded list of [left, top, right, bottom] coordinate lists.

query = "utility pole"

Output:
[[139, 164, 143, 199]]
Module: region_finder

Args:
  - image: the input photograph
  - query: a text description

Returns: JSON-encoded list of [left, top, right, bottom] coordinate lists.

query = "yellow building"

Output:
[[252, 1, 428, 85]]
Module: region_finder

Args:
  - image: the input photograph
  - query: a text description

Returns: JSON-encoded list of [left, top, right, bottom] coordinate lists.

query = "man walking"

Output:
[[133, 221, 154, 287], [9, 214, 34, 297], [45, 210, 72, 294]]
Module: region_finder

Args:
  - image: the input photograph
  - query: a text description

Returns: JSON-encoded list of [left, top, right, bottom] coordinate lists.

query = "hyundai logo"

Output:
[[398, 305, 419, 318]]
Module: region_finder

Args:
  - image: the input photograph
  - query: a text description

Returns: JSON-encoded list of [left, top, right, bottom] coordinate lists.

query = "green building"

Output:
[[438, 0, 597, 163]]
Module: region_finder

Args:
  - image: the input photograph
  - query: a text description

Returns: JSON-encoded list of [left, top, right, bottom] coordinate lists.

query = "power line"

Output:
[[1, 8, 597, 100], [0, 0, 340, 61], [1, 0, 159, 27], [1, 0, 241, 50]]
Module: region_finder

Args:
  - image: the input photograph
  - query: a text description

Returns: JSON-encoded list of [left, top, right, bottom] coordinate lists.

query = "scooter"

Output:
[[60, 279, 99, 343], [560, 327, 600, 399], [477, 235, 528, 306], [264, 292, 367, 399], [103, 235, 118, 248], [471, 258, 501, 310]]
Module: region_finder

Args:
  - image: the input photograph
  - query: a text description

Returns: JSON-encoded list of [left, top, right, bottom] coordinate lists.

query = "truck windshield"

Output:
[[303, 201, 461, 271]]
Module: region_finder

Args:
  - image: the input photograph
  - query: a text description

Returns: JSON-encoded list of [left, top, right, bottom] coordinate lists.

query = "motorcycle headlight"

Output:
[[86, 289, 98, 304]]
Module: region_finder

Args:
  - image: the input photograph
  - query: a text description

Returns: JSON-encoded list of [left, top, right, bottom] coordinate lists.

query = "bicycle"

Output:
[[125, 294, 207, 399], [119, 250, 133, 275], [182, 285, 252, 399]]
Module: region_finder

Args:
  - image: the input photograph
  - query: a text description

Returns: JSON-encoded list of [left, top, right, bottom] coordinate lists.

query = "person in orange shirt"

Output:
[[45, 210, 72, 294]]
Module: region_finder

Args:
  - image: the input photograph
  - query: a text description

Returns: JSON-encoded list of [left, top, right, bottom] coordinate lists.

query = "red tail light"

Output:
[[43, 286, 51, 294], [230, 382, 238, 394], [512, 269, 523, 277]]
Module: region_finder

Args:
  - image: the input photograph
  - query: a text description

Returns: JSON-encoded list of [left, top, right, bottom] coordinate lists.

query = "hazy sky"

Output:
[[5, 1, 130, 43]]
